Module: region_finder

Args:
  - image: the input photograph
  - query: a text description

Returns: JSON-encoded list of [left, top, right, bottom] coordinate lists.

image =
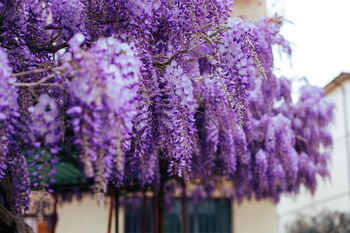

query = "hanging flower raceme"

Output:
[[263, 114, 297, 196], [290, 85, 335, 182], [0, 48, 20, 182], [158, 62, 197, 178], [8, 153, 31, 214], [44, 0, 85, 40], [130, 65, 159, 185], [217, 19, 253, 113], [27, 94, 61, 189], [196, 78, 223, 177], [237, 75, 334, 201], [255, 149, 268, 196], [0, 0, 50, 51], [130, 61, 197, 184], [63, 34, 141, 192]]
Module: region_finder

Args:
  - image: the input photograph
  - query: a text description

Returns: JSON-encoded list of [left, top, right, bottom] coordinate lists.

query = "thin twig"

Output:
[[215, 69, 234, 109], [45, 25, 63, 30], [11, 67, 63, 78], [187, 26, 229, 52], [39, 42, 68, 53], [152, 25, 229, 69], [12, 74, 59, 87], [292, 131, 308, 143], [195, 109, 219, 129], [246, 36, 268, 79]]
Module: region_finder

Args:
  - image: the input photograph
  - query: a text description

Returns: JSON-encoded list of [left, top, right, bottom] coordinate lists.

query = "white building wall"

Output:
[[277, 77, 350, 233]]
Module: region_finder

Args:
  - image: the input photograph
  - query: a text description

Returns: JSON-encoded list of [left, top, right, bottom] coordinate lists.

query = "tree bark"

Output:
[[0, 172, 34, 233], [51, 193, 58, 233], [0, 203, 34, 233], [0, 173, 16, 214]]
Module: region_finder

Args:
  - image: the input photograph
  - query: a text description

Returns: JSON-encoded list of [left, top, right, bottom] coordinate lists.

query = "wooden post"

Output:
[[157, 158, 167, 233], [108, 189, 115, 233], [142, 192, 147, 233], [153, 190, 159, 233], [115, 190, 119, 233], [158, 182, 165, 233], [52, 193, 58, 233], [182, 180, 188, 233]]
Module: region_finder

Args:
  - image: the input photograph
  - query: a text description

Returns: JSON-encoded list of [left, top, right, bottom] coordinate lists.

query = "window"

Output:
[[125, 198, 232, 233]]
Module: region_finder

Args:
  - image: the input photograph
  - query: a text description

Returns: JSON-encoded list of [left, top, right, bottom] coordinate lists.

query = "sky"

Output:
[[266, 0, 350, 88]]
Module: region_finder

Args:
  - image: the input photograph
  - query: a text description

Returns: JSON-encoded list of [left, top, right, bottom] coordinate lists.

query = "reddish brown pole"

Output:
[[115, 190, 119, 233], [158, 185, 165, 233], [52, 193, 58, 233], [153, 191, 159, 233], [142, 192, 147, 233], [157, 158, 167, 233], [107, 189, 115, 233], [182, 180, 188, 233]]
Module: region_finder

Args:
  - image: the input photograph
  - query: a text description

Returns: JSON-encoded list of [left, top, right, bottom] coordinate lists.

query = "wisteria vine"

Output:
[[0, 0, 334, 214]]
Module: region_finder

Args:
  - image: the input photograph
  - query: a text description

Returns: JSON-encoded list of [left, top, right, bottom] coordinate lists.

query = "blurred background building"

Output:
[[277, 73, 350, 232], [231, 0, 266, 19]]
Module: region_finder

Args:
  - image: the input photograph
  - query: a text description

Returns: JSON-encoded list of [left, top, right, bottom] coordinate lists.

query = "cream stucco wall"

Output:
[[277, 77, 350, 233], [56, 194, 117, 233], [234, 199, 279, 233], [54, 194, 278, 233], [232, 0, 267, 19]]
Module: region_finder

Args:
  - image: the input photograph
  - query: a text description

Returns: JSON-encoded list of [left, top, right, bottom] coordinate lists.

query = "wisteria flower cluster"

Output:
[[0, 0, 334, 213], [8, 154, 31, 214], [63, 34, 141, 193]]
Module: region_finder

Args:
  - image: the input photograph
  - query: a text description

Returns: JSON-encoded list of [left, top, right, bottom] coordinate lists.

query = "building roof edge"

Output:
[[324, 73, 350, 94]]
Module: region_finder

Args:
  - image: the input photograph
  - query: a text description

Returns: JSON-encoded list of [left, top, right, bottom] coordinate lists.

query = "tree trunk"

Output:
[[0, 203, 34, 233], [0, 172, 34, 233]]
